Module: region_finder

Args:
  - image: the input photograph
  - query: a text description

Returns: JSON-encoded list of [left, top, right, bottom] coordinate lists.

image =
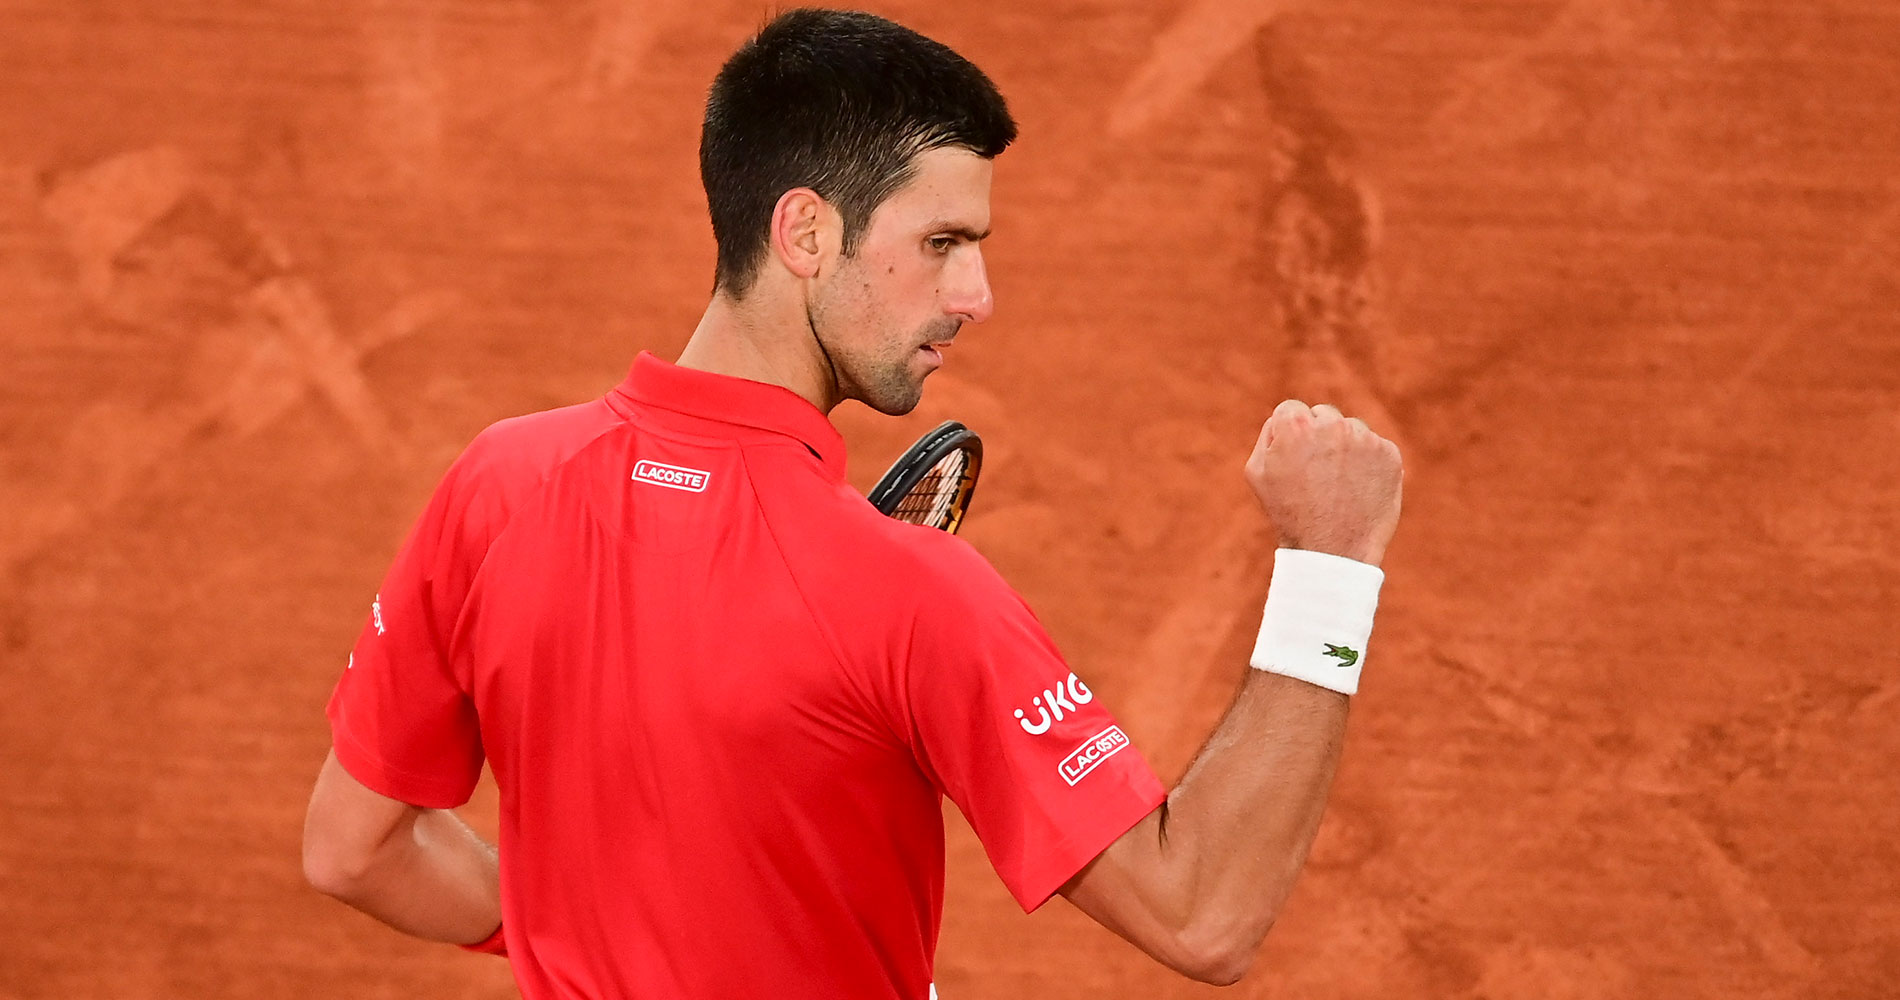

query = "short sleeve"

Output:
[[899, 537, 1166, 912], [326, 449, 505, 809]]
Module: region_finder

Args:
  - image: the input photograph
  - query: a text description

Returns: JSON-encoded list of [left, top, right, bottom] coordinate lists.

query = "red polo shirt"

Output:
[[326, 353, 1165, 999]]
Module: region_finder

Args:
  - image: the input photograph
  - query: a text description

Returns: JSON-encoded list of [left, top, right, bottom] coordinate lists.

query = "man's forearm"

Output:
[[1065, 401, 1398, 985], [1157, 670, 1349, 959], [307, 802, 502, 945]]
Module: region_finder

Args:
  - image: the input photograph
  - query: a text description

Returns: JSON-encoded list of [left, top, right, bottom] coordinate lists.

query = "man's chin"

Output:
[[860, 376, 927, 416], [864, 391, 924, 417]]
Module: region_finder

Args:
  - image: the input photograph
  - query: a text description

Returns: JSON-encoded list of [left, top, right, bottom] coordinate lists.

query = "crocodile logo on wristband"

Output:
[[1322, 643, 1359, 667]]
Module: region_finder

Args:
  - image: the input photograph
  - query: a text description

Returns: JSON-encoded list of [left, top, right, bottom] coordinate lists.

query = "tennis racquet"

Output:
[[867, 421, 982, 534]]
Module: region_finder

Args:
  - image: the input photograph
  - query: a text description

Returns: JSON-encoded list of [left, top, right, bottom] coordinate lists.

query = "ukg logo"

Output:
[[1013, 672, 1094, 735]]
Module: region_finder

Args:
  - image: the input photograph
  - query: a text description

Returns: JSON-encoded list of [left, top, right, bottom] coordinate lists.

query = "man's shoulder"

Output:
[[452, 396, 624, 490], [788, 486, 1009, 604]]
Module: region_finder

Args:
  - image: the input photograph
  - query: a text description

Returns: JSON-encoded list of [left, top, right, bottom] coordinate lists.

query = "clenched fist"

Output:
[[1244, 400, 1403, 567]]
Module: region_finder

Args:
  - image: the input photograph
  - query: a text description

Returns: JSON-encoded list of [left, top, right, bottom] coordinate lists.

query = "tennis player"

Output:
[[302, 9, 1402, 998]]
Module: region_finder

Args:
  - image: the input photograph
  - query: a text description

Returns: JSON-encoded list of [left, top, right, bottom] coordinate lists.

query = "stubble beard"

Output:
[[854, 338, 927, 416], [811, 286, 949, 418], [859, 315, 961, 416]]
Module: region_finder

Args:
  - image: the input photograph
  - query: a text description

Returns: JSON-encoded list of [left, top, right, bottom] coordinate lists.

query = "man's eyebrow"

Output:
[[928, 222, 992, 241]]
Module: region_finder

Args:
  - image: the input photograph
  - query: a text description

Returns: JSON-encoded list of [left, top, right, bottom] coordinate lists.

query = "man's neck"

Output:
[[675, 292, 842, 413]]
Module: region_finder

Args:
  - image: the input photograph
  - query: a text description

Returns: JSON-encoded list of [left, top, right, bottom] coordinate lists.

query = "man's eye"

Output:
[[928, 236, 954, 253]]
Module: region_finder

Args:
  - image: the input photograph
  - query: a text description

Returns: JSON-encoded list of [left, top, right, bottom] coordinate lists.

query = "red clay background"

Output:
[[3, 1, 1897, 997]]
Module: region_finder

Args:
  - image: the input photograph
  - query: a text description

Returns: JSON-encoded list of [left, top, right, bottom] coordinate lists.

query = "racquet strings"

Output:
[[889, 447, 974, 530]]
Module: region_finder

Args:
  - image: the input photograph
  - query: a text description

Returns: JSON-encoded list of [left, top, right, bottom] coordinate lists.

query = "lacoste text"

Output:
[[1059, 725, 1130, 787], [632, 460, 711, 493]]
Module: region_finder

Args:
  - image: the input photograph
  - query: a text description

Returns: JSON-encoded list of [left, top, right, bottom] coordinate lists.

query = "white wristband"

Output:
[[1249, 548, 1384, 696]]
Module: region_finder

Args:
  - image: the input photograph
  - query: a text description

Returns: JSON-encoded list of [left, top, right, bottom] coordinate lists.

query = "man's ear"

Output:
[[769, 187, 839, 280]]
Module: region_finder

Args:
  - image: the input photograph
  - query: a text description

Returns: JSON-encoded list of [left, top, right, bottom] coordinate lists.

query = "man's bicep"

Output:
[[302, 749, 422, 893]]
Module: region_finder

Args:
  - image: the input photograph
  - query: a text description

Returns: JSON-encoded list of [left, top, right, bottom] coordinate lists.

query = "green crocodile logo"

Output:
[[1322, 644, 1359, 668]]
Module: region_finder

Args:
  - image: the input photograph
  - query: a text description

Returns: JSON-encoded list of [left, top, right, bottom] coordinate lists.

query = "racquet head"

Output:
[[867, 421, 982, 534]]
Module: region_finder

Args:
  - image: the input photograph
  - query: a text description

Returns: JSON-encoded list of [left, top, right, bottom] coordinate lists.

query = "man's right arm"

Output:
[[1059, 400, 1402, 985]]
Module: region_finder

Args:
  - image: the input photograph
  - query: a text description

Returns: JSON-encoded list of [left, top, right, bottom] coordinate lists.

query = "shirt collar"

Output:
[[609, 352, 848, 479]]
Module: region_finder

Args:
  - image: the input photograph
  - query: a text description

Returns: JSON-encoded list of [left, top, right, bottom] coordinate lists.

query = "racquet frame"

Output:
[[866, 421, 983, 534]]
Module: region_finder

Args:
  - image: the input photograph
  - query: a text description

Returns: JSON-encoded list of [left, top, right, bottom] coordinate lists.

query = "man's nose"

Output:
[[947, 250, 994, 325]]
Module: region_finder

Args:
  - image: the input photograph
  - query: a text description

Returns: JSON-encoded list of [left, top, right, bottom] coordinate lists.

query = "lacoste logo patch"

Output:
[[1059, 725, 1131, 787], [1322, 643, 1359, 668], [631, 460, 710, 493]]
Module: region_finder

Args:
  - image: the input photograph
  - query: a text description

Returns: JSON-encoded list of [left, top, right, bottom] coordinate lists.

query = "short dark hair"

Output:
[[700, 8, 1018, 297]]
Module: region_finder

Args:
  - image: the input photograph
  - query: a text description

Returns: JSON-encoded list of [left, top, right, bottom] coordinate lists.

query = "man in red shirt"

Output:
[[302, 9, 1402, 997]]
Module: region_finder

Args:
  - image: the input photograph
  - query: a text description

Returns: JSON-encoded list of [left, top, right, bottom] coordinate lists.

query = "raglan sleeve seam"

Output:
[[736, 446, 913, 752]]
